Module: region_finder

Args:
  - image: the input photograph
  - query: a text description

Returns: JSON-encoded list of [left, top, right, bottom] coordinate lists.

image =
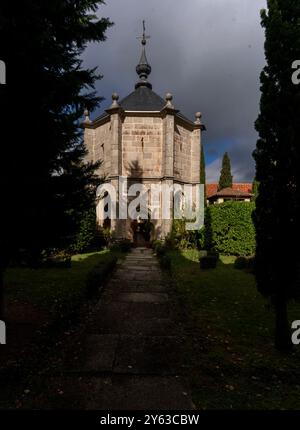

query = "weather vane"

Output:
[[137, 20, 150, 45]]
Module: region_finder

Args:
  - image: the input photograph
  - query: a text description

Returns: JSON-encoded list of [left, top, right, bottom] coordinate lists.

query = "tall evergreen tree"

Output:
[[218, 152, 233, 190], [200, 144, 207, 206], [252, 179, 259, 201], [253, 0, 300, 350], [0, 1, 112, 317]]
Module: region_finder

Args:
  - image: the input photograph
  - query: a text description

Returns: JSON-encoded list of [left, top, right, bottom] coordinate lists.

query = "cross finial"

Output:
[[137, 20, 150, 45], [135, 20, 152, 90]]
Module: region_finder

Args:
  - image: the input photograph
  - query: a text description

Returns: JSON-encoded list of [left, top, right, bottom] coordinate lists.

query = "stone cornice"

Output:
[[82, 108, 206, 132], [105, 106, 125, 115], [160, 106, 180, 117], [82, 113, 110, 129], [106, 175, 201, 185]]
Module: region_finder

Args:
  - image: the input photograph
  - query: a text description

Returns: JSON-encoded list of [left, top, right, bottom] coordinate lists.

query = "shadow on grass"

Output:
[[1, 250, 121, 384], [167, 248, 300, 410]]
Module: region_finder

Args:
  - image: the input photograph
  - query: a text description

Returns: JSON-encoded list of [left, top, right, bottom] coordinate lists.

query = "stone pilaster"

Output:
[[192, 112, 206, 186], [82, 109, 95, 164], [161, 98, 178, 238], [191, 126, 201, 184], [106, 97, 124, 239], [163, 113, 175, 178], [83, 127, 95, 164], [107, 109, 122, 177]]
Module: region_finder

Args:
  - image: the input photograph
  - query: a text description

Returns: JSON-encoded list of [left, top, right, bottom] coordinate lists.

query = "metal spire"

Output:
[[135, 20, 152, 89]]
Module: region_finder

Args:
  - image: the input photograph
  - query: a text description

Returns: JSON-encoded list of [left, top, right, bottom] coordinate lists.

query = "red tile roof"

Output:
[[206, 183, 253, 198], [206, 184, 218, 198], [213, 187, 253, 198]]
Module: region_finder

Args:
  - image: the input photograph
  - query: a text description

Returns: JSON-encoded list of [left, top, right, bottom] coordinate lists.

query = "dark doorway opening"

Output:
[[131, 220, 153, 247]]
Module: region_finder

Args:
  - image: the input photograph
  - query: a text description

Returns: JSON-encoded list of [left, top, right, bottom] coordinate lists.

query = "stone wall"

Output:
[[174, 122, 192, 183], [122, 115, 163, 178], [84, 118, 112, 177], [84, 128, 95, 164], [85, 109, 202, 241], [94, 120, 112, 177]]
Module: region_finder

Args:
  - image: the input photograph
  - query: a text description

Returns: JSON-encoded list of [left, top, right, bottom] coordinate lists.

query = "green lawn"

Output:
[[169, 249, 300, 410], [1, 249, 124, 409], [4, 249, 122, 319]]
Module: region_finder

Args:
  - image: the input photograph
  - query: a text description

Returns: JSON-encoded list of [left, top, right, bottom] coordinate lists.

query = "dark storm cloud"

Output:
[[82, 0, 267, 182]]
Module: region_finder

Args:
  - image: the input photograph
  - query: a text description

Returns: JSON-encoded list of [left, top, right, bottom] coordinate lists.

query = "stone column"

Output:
[[191, 112, 202, 184], [161, 94, 178, 238], [82, 109, 95, 164], [191, 112, 205, 216]]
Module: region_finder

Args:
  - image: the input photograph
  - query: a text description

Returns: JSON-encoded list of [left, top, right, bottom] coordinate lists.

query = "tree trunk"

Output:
[[274, 297, 293, 351]]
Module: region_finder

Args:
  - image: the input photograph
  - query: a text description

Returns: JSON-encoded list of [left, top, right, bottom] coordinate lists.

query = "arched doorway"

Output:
[[131, 219, 153, 247]]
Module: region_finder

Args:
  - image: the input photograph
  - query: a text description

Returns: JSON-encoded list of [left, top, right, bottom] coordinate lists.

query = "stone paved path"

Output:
[[29, 248, 194, 410]]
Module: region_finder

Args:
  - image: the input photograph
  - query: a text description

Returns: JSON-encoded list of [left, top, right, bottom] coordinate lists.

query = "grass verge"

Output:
[[4, 249, 123, 319], [1, 249, 123, 375]]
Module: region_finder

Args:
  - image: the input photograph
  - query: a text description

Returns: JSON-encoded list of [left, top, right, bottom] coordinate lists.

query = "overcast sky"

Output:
[[83, 0, 267, 183]]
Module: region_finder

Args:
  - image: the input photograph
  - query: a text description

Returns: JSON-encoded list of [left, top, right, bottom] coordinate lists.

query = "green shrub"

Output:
[[39, 249, 72, 269], [198, 226, 206, 250], [108, 243, 119, 252], [72, 208, 105, 254], [152, 240, 159, 250], [159, 255, 171, 270], [234, 256, 249, 270], [152, 240, 166, 257], [99, 227, 112, 247], [157, 246, 166, 257], [205, 201, 255, 256], [119, 239, 132, 253], [152, 240, 172, 269], [208, 250, 220, 259], [200, 254, 218, 269], [109, 239, 132, 253], [167, 219, 199, 250], [86, 257, 117, 296]]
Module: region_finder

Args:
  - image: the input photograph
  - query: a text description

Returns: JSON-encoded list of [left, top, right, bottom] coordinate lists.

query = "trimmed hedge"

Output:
[[118, 239, 132, 253], [152, 241, 172, 270], [86, 256, 118, 297], [109, 239, 132, 253], [205, 201, 255, 256]]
